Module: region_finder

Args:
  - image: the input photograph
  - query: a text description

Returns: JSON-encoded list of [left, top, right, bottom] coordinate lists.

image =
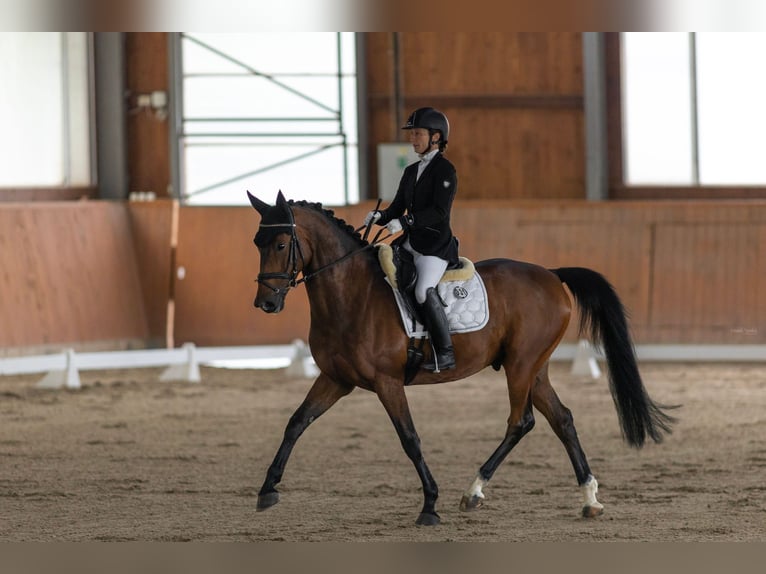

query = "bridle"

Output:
[[255, 202, 390, 296], [255, 201, 304, 295]]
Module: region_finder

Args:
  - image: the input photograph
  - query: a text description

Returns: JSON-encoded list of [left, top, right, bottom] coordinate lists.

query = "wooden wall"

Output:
[[168, 200, 766, 347], [453, 200, 766, 345], [364, 32, 585, 200], [125, 33, 171, 198], [0, 202, 148, 354], [171, 206, 310, 347], [1, 198, 763, 354], [127, 199, 177, 347]]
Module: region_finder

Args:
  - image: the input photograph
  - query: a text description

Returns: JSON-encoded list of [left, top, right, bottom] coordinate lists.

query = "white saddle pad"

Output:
[[387, 273, 490, 338]]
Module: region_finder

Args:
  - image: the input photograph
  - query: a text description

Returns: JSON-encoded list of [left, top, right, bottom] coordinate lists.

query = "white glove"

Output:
[[386, 218, 403, 234], [363, 211, 381, 226]]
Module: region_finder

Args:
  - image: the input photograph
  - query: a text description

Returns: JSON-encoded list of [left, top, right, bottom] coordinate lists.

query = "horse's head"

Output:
[[248, 190, 304, 313]]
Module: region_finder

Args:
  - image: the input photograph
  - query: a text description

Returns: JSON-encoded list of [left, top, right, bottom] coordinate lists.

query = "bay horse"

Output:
[[248, 191, 676, 526]]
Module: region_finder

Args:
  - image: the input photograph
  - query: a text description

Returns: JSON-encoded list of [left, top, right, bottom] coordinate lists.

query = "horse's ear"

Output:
[[247, 190, 270, 215], [276, 190, 287, 207]]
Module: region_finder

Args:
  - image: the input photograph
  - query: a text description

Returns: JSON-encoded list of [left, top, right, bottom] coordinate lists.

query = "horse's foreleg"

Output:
[[257, 373, 352, 511], [375, 382, 440, 526], [532, 366, 603, 518]]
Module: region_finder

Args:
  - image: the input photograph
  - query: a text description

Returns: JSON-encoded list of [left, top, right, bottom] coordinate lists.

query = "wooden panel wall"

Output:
[[170, 200, 766, 347], [127, 199, 177, 347], [125, 33, 171, 198], [650, 223, 762, 340], [172, 207, 311, 347], [0, 200, 762, 353], [0, 202, 149, 354], [364, 32, 585, 201], [452, 200, 766, 345]]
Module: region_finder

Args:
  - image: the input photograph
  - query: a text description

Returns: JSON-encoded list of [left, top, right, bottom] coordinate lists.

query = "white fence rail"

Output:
[[0, 340, 318, 389], [550, 342, 766, 362], [0, 341, 763, 390]]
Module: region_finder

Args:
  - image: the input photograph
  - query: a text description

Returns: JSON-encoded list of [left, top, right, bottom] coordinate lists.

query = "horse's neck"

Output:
[[301, 225, 377, 320], [295, 209, 378, 324], [301, 221, 362, 278]]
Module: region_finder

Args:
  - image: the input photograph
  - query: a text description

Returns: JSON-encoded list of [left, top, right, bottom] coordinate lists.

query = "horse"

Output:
[[247, 190, 676, 526]]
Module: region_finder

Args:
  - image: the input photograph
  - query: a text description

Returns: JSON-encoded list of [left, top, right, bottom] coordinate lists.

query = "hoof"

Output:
[[256, 491, 280, 511], [582, 503, 604, 518], [416, 512, 441, 526], [459, 494, 483, 512]]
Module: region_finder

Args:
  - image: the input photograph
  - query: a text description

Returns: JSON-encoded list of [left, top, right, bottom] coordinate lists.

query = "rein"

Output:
[[256, 205, 391, 293], [297, 236, 388, 284]]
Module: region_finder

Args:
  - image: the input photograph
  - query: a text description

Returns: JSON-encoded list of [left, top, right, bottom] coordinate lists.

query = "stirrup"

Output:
[[423, 351, 456, 373]]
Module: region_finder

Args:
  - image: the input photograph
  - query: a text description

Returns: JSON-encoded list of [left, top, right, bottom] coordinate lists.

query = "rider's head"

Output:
[[402, 107, 449, 153]]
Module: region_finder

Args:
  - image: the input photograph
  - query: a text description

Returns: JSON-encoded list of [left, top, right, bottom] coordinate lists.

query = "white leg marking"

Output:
[[465, 475, 488, 501], [581, 474, 604, 511]]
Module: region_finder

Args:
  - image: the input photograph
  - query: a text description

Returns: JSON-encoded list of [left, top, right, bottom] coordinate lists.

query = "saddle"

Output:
[[377, 244, 488, 384], [377, 243, 475, 324]]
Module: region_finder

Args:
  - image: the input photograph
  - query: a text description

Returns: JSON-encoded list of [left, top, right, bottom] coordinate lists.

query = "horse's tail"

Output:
[[551, 267, 677, 448]]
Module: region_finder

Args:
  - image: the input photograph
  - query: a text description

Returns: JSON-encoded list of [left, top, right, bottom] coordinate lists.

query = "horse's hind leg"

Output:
[[460, 362, 537, 512], [257, 373, 353, 511], [531, 364, 603, 517]]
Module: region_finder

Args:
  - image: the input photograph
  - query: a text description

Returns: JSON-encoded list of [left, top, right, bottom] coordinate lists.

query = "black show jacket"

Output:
[[377, 152, 459, 266]]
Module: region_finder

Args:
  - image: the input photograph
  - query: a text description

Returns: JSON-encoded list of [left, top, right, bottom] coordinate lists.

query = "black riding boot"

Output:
[[421, 287, 456, 372]]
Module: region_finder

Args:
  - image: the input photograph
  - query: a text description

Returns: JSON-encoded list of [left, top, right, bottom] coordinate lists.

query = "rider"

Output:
[[364, 107, 459, 372]]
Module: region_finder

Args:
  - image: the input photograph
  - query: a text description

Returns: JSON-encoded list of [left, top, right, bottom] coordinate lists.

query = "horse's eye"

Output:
[[277, 243, 286, 251]]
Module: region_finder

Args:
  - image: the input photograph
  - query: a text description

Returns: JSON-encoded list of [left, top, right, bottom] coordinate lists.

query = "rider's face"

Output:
[[408, 128, 438, 155]]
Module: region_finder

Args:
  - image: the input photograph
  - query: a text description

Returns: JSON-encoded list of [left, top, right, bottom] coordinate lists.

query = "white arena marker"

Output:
[[571, 339, 602, 379], [285, 339, 319, 379], [160, 342, 201, 383], [37, 349, 81, 390]]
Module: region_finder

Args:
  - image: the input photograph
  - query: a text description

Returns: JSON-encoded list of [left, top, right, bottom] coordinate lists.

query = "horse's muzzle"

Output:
[[254, 296, 283, 314]]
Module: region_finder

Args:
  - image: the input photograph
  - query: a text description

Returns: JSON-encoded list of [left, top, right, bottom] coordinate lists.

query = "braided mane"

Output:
[[289, 199, 370, 248]]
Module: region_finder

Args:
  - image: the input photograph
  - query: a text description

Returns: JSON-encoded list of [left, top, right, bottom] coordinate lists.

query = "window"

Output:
[[0, 33, 92, 188], [621, 32, 766, 187], [176, 33, 358, 206]]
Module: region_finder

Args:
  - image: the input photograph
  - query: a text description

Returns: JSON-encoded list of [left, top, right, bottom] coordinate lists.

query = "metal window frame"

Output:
[[168, 32, 358, 205]]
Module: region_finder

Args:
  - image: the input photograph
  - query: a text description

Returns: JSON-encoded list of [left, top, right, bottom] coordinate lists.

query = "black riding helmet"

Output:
[[402, 107, 449, 150]]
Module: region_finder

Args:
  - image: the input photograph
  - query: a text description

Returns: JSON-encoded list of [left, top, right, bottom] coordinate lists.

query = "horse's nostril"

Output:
[[259, 300, 276, 313]]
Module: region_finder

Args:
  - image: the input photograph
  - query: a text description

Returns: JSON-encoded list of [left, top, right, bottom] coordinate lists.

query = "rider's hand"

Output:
[[363, 211, 381, 226], [386, 218, 403, 234]]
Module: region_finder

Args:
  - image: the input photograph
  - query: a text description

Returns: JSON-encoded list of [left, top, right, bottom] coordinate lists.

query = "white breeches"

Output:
[[403, 239, 448, 304]]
